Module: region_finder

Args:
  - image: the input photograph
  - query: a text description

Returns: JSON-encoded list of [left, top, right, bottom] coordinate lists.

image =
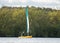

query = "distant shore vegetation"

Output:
[[0, 6, 60, 37]]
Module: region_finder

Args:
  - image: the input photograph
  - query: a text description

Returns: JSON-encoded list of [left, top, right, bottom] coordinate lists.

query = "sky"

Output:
[[0, 0, 60, 9]]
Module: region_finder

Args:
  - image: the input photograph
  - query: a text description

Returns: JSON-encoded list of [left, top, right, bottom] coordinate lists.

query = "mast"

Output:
[[26, 6, 29, 36]]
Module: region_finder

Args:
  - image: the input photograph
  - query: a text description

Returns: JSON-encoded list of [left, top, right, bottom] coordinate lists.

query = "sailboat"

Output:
[[18, 7, 32, 38]]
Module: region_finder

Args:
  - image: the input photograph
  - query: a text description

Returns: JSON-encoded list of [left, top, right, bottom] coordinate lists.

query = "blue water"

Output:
[[0, 37, 60, 43]]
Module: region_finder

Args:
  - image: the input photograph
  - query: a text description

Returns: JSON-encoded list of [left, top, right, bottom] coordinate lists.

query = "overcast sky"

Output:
[[0, 0, 60, 9]]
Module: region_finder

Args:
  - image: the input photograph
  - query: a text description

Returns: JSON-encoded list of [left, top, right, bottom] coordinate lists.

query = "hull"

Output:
[[18, 36, 32, 38]]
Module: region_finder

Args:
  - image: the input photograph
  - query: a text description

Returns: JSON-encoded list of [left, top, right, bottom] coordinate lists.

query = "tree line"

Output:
[[0, 6, 60, 37]]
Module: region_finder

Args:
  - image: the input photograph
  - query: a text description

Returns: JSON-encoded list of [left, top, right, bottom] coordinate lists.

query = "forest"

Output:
[[0, 6, 60, 37]]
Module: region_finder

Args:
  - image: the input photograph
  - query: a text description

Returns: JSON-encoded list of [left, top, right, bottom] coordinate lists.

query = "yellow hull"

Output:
[[18, 36, 32, 38]]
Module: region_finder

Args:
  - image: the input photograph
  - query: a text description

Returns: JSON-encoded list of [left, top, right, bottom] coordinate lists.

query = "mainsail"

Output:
[[26, 7, 29, 36]]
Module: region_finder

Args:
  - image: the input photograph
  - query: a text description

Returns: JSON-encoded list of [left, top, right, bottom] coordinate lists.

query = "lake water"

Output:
[[0, 37, 60, 43]]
